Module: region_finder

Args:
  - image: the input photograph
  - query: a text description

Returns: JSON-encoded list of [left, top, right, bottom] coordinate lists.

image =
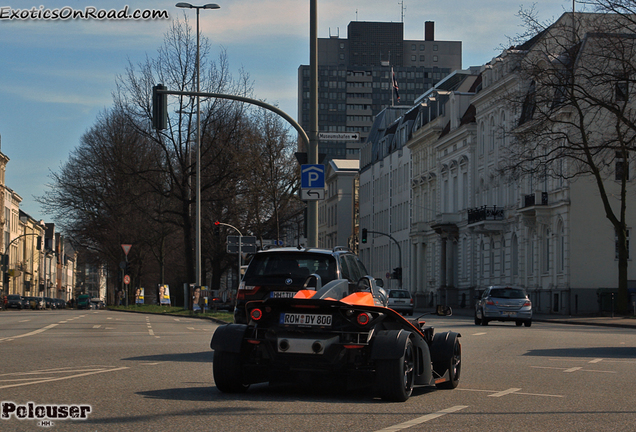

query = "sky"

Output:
[[0, 0, 578, 222]]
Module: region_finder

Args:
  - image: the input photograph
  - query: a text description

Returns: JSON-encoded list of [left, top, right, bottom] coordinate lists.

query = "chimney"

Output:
[[425, 21, 434, 41]]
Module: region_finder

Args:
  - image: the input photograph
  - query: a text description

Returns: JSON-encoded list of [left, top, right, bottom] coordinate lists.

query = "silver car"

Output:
[[387, 289, 414, 316], [475, 286, 532, 327]]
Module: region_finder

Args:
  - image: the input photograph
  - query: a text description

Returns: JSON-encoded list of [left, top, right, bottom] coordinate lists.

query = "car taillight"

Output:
[[356, 312, 371, 326], [409, 298, 413, 305], [523, 301, 532, 307], [486, 300, 495, 305], [237, 283, 260, 300], [250, 308, 263, 321]]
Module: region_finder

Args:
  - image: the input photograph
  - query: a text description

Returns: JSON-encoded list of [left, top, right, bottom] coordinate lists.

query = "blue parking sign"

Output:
[[301, 164, 325, 189]]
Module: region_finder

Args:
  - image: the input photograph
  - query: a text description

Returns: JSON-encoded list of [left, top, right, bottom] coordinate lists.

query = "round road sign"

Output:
[[124, 275, 131, 285]]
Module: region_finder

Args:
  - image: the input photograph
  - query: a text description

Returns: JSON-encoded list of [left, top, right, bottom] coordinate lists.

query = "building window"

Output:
[[433, 45, 438, 51], [433, 55, 438, 62], [615, 228, 630, 259], [411, 55, 416, 62], [616, 78, 629, 101], [615, 151, 629, 181], [420, 55, 425, 62]]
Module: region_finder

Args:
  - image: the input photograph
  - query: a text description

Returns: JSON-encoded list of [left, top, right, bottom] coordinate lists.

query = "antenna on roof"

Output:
[[356, 8, 358, 21], [399, 1, 406, 23]]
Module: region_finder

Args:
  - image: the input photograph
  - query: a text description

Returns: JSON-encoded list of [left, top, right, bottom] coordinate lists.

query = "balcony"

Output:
[[519, 192, 551, 224], [467, 206, 504, 233]]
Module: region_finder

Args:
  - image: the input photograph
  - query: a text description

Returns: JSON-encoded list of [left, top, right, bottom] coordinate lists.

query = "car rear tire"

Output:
[[515, 321, 522, 326], [435, 337, 461, 389], [524, 320, 532, 327], [213, 350, 249, 393], [480, 310, 489, 326], [474, 311, 481, 325], [377, 338, 414, 402]]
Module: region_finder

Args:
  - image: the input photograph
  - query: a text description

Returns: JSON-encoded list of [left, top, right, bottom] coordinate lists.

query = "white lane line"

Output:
[[148, 329, 155, 336], [489, 388, 521, 397], [564, 367, 582, 373], [0, 367, 129, 389], [458, 388, 563, 398], [93, 325, 102, 329], [374, 405, 469, 432], [18, 320, 30, 323], [472, 332, 487, 336], [589, 358, 603, 363], [0, 323, 59, 342]]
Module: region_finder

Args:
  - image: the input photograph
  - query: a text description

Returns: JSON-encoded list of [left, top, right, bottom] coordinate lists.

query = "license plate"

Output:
[[270, 291, 295, 299], [503, 311, 517, 317], [280, 313, 332, 326]]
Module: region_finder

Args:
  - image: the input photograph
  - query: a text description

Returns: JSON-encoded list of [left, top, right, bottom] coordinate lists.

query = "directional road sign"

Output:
[[300, 189, 325, 200], [318, 132, 360, 141], [227, 236, 257, 254]]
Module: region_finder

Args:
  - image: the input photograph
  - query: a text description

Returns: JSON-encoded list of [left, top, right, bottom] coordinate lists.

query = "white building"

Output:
[[359, 13, 636, 314], [319, 159, 359, 249]]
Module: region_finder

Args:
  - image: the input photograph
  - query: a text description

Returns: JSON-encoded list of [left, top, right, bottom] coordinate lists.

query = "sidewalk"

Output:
[[417, 306, 636, 329]]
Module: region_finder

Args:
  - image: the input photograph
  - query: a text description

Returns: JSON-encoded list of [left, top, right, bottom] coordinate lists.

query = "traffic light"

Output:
[[152, 84, 168, 130], [392, 267, 402, 280], [361, 228, 367, 244], [214, 221, 221, 236]]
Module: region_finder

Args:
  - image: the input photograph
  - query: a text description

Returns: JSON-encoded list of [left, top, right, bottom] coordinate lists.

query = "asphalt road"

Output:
[[1, 309, 635, 431]]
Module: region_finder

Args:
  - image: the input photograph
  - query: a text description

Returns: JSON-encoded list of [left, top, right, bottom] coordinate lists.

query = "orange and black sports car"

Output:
[[211, 275, 461, 402]]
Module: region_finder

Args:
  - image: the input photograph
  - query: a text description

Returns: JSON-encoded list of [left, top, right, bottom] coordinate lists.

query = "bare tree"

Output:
[[503, 10, 636, 312], [113, 16, 252, 285]]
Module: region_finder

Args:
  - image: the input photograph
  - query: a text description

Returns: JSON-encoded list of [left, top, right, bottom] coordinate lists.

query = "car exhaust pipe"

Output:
[[279, 339, 290, 352], [311, 341, 323, 353]]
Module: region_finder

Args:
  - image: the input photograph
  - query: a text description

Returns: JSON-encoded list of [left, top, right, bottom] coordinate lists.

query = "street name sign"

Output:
[[318, 132, 360, 141]]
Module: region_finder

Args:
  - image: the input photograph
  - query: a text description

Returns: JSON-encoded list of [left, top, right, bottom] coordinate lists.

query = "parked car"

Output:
[[6, 294, 24, 309], [21, 296, 30, 309], [234, 246, 372, 324], [76, 294, 91, 309], [90, 299, 105, 309], [475, 286, 532, 327], [387, 289, 415, 316], [212, 273, 461, 402], [25, 296, 45, 310]]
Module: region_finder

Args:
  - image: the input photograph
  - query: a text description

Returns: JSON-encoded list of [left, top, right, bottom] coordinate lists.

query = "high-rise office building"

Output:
[[298, 21, 462, 161]]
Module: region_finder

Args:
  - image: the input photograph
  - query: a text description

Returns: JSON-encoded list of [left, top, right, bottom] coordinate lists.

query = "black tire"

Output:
[[515, 321, 522, 327], [435, 338, 461, 389], [376, 338, 414, 402], [480, 310, 489, 326], [524, 320, 532, 327], [213, 350, 249, 393], [474, 311, 481, 325]]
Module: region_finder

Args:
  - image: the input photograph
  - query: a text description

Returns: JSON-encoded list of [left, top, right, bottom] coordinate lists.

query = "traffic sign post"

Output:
[[301, 164, 325, 201]]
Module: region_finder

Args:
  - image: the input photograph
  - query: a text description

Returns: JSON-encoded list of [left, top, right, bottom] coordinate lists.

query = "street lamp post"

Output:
[[175, 2, 220, 286]]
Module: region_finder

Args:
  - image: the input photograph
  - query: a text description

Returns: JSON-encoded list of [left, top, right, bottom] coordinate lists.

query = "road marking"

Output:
[[0, 367, 129, 389], [472, 332, 487, 336], [148, 329, 155, 336], [174, 319, 181, 321], [458, 388, 563, 398], [531, 366, 616, 374], [489, 388, 521, 397], [373, 405, 468, 432], [18, 319, 30, 323], [589, 358, 603, 363], [93, 325, 102, 329], [0, 323, 59, 342]]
